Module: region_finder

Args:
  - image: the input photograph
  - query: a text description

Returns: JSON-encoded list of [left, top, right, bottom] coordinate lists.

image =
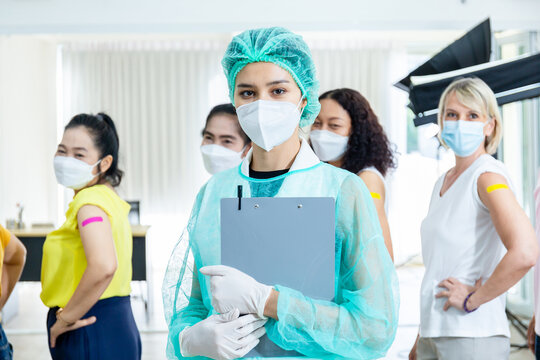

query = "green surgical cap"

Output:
[[222, 27, 321, 127]]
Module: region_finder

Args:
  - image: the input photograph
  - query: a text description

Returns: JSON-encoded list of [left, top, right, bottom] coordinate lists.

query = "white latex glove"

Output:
[[200, 265, 273, 318], [179, 309, 266, 360]]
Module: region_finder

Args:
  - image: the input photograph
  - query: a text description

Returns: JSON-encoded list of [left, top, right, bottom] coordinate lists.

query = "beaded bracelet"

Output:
[[463, 291, 477, 313]]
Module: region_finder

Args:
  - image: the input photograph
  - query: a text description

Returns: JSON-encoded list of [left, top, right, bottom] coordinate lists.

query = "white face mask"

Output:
[[200, 144, 244, 175], [236, 98, 304, 152], [54, 156, 101, 190], [310, 129, 349, 162]]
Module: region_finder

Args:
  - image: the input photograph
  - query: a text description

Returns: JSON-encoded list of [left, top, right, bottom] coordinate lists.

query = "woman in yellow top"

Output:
[[0, 225, 26, 360], [41, 113, 141, 360]]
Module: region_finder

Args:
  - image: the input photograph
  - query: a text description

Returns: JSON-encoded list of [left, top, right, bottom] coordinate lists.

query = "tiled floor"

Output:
[[3, 266, 536, 359]]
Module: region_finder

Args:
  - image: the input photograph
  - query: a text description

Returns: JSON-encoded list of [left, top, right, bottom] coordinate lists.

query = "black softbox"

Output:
[[409, 53, 540, 126], [395, 18, 491, 92], [396, 17, 540, 126]]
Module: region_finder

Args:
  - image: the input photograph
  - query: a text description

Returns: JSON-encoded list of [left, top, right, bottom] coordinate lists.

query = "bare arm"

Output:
[[409, 333, 419, 360], [437, 172, 539, 311], [49, 204, 118, 347], [528, 315, 536, 353], [467, 172, 539, 308], [0, 233, 26, 309], [61, 204, 118, 321], [359, 171, 394, 262]]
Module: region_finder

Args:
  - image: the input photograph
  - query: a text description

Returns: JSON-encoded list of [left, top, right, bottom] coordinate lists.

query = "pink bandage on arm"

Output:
[[81, 216, 104, 227]]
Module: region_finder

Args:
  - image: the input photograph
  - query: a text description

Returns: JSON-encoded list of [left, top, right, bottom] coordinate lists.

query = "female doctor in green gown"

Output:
[[162, 27, 399, 360]]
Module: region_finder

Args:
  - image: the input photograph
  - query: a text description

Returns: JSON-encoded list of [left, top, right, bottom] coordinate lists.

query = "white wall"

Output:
[[0, 36, 58, 225], [0, 0, 539, 34]]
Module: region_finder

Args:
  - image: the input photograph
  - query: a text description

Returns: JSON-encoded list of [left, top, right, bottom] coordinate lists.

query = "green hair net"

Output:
[[222, 27, 321, 128]]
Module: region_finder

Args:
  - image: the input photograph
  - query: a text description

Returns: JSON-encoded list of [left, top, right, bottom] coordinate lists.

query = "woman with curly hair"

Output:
[[310, 88, 395, 261]]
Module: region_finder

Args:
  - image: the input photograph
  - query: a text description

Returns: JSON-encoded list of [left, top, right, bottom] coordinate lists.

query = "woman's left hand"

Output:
[[435, 277, 482, 312], [49, 316, 97, 348], [200, 265, 273, 317], [528, 315, 536, 353]]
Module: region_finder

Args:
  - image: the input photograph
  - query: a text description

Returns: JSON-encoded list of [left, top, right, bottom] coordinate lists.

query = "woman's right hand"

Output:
[[409, 334, 419, 360], [179, 309, 267, 360], [50, 316, 97, 348]]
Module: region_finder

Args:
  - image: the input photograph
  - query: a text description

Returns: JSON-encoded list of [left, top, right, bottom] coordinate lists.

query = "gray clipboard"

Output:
[[221, 197, 335, 358]]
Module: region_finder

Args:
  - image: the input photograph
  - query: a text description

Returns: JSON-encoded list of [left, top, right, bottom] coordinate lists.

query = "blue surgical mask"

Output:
[[441, 120, 489, 157]]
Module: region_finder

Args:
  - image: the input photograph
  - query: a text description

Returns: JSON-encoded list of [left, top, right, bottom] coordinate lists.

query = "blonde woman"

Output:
[[409, 77, 538, 360]]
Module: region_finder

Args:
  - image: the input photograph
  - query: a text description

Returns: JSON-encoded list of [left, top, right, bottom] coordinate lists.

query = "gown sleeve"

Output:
[[265, 175, 400, 359], [162, 186, 212, 360]]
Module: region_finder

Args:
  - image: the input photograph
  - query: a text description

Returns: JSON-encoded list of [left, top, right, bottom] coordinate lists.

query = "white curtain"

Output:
[[60, 39, 231, 222], [0, 36, 58, 226]]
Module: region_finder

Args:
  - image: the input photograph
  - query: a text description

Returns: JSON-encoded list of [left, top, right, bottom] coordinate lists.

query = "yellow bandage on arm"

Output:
[[370, 192, 381, 200], [486, 184, 509, 193]]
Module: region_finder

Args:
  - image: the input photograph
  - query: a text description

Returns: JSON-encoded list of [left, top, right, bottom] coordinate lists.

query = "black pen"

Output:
[[237, 185, 243, 210]]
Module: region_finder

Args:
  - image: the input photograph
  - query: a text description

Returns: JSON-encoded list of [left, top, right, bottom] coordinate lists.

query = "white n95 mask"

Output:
[[310, 130, 349, 162], [54, 156, 101, 190], [200, 144, 244, 175], [236, 98, 303, 152]]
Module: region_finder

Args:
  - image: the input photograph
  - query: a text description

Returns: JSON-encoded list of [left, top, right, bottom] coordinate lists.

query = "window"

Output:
[[496, 30, 540, 316]]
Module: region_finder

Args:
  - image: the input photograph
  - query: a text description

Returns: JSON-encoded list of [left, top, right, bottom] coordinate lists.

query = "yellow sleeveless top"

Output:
[[0, 225, 11, 298], [40, 185, 132, 308]]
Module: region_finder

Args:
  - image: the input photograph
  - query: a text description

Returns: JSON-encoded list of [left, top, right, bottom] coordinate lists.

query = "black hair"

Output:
[[202, 103, 250, 145], [319, 88, 395, 176], [65, 112, 124, 187]]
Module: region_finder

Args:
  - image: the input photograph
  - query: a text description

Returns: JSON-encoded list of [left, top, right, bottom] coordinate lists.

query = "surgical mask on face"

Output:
[[54, 156, 102, 190], [200, 144, 244, 175], [441, 119, 489, 157], [310, 130, 349, 162], [236, 97, 304, 152]]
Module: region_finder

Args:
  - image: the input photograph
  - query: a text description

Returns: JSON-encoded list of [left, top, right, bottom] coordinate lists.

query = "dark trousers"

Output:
[[47, 296, 141, 360], [0, 323, 12, 360]]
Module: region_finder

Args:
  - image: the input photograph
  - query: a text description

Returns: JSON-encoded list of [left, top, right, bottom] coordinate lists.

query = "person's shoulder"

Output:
[[317, 162, 354, 178], [316, 163, 367, 191], [358, 167, 383, 181], [75, 184, 110, 199], [474, 155, 511, 180], [72, 185, 119, 214], [205, 167, 241, 190], [211, 166, 240, 181], [195, 167, 241, 200], [473, 155, 514, 194], [476, 154, 506, 169], [477, 171, 509, 188], [358, 170, 386, 195]]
